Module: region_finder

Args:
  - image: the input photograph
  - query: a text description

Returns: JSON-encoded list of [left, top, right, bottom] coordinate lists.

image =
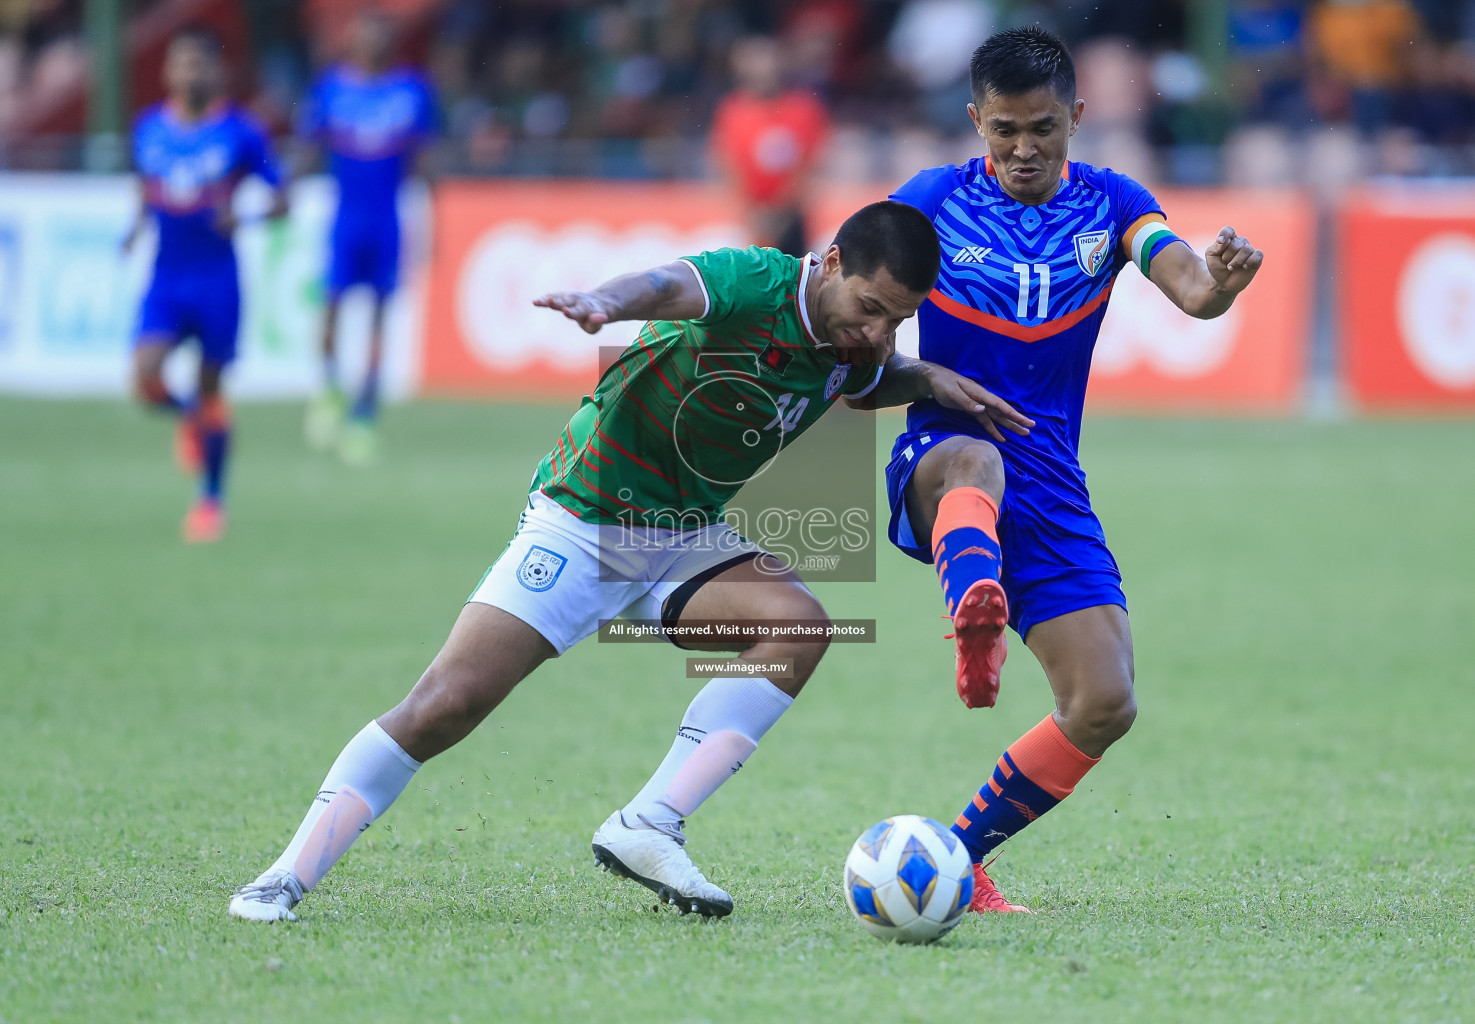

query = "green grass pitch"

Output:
[[2, 398, 1472, 1023]]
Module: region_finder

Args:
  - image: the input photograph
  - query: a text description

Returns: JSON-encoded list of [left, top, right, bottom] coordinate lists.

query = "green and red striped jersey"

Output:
[[534, 246, 883, 526]]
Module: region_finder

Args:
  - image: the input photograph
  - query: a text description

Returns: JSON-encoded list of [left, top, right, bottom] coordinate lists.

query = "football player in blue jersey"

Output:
[[298, 11, 437, 464], [850, 27, 1263, 912], [123, 27, 288, 542]]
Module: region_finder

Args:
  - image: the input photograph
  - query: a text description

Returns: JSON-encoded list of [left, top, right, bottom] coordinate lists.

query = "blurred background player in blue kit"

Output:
[[122, 26, 288, 544], [298, 10, 437, 465]]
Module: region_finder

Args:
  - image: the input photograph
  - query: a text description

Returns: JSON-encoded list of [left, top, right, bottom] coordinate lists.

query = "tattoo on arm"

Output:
[[578, 261, 706, 324], [847, 355, 933, 410], [643, 269, 677, 297]]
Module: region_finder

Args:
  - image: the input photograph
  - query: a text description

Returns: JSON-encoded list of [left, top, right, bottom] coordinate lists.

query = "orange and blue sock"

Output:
[[932, 487, 1002, 616], [951, 714, 1100, 863], [198, 395, 231, 502]]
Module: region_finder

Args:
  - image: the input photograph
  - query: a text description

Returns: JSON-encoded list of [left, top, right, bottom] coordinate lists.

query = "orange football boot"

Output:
[[174, 416, 203, 475], [971, 861, 1031, 913], [946, 578, 1009, 708], [182, 498, 226, 544]]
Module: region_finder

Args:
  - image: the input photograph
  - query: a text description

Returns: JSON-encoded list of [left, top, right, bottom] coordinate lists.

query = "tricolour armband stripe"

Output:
[[1132, 223, 1175, 278]]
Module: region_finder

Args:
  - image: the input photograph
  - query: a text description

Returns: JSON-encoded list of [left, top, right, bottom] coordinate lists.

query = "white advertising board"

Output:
[[0, 173, 427, 400]]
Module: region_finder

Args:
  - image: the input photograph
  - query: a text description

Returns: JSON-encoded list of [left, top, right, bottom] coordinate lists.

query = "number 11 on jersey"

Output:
[[1013, 262, 1051, 320]]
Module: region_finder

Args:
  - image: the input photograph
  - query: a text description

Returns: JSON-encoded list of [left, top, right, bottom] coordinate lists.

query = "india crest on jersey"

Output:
[[1073, 230, 1111, 277]]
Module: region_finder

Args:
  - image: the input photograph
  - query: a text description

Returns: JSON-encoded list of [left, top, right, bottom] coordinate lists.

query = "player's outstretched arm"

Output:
[[1149, 226, 1263, 320], [845, 354, 1033, 443], [533, 262, 707, 334]]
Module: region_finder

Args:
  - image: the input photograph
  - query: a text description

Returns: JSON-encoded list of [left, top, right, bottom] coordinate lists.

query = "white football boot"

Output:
[[592, 811, 734, 918], [228, 868, 306, 922]]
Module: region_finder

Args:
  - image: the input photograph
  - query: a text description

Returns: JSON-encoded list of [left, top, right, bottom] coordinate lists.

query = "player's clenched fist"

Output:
[[1203, 226, 1263, 294], [533, 292, 615, 333]]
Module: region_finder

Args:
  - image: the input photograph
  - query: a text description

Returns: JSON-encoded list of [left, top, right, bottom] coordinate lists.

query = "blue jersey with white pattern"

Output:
[[300, 66, 436, 220], [892, 157, 1169, 500], [133, 103, 282, 271]]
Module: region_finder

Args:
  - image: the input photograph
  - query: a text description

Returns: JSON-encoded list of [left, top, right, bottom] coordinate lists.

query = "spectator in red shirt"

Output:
[[709, 35, 830, 257]]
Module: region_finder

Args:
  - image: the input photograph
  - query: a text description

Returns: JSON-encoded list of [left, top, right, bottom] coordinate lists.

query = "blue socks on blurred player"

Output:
[[352, 361, 381, 422], [352, 314, 386, 423], [932, 486, 1002, 616], [198, 396, 231, 502], [951, 714, 1100, 862]]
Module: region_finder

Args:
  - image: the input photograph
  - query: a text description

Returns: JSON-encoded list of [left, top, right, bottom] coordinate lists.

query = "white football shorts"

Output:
[[468, 489, 769, 654]]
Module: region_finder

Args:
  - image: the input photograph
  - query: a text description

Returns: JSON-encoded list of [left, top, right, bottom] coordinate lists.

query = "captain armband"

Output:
[[1130, 221, 1184, 280]]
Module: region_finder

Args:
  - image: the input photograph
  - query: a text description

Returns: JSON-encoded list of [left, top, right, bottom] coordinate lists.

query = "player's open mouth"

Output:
[[1010, 167, 1042, 180]]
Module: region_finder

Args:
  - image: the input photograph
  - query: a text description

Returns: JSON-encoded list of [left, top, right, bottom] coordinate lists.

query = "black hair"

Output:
[[969, 27, 1075, 102], [170, 23, 224, 55], [832, 200, 940, 295]]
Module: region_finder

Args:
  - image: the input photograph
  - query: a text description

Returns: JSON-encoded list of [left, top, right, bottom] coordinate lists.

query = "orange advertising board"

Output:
[[422, 181, 1312, 412], [421, 182, 747, 398], [1341, 188, 1475, 410], [1083, 189, 1312, 413]]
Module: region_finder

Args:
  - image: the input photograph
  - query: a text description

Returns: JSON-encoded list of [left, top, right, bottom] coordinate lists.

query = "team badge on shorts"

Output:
[[517, 546, 567, 592], [825, 365, 851, 400], [1073, 230, 1111, 277]]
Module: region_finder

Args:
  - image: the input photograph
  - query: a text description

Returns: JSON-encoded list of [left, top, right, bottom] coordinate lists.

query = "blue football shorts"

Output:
[[885, 429, 1127, 640], [327, 213, 400, 298], [135, 265, 241, 366]]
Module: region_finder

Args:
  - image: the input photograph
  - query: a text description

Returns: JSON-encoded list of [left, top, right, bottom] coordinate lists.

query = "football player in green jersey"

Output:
[[229, 200, 1032, 923]]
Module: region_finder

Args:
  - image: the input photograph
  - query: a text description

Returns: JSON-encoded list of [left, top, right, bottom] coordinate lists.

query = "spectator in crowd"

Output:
[[780, 0, 866, 95], [709, 35, 830, 256], [887, 0, 995, 135], [0, 0, 83, 140], [1308, 0, 1425, 135], [1229, 0, 1312, 127], [7, 0, 1475, 184]]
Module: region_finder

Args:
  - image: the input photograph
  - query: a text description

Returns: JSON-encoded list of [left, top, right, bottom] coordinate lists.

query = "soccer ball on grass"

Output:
[[842, 814, 973, 944]]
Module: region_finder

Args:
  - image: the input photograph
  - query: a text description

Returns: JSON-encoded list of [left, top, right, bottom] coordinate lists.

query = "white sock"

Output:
[[268, 720, 422, 887], [623, 677, 794, 827]]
